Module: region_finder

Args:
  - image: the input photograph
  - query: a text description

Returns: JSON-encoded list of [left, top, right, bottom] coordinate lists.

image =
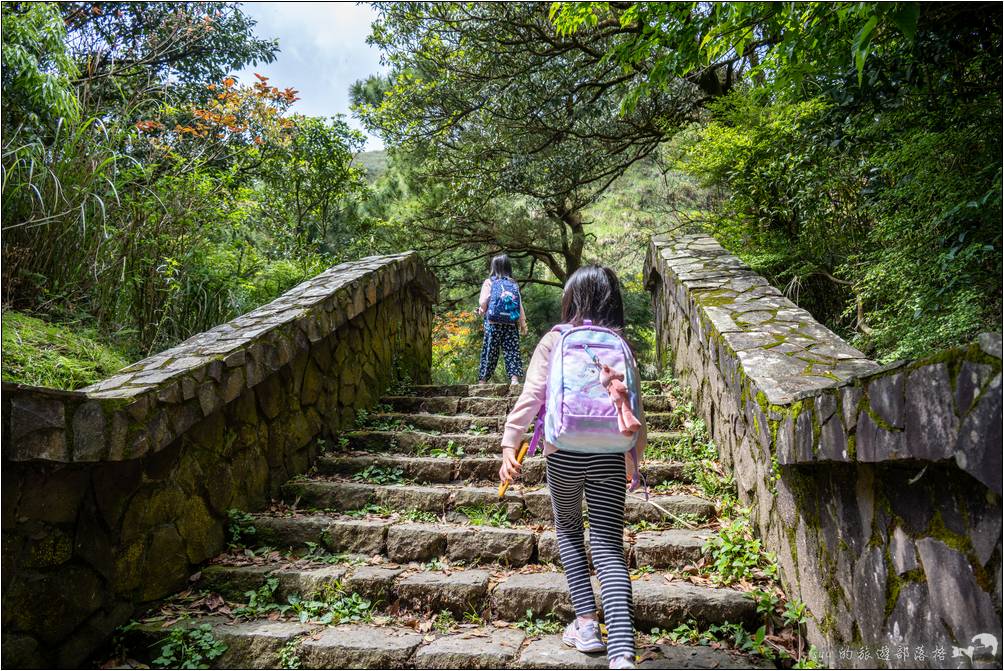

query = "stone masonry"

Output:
[[1, 252, 437, 668], [645, 232, 1002, 669]]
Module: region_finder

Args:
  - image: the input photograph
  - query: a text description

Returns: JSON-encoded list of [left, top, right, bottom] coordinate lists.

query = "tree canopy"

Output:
[[357, 1, 720, 283]]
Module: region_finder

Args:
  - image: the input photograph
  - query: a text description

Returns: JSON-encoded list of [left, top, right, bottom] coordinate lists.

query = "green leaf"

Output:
[[889, 3, 920, 41], [852, 15, 879, 84]]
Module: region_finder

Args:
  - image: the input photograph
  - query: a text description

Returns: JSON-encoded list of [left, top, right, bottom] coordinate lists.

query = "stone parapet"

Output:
[[2, 251, 437, 668], [3, 252, 437, 464], [645, 232, 1002, 669]]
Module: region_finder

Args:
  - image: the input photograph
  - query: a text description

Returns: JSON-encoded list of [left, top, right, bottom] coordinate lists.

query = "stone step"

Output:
[[342, 429, 686, 456], [316, 452, 688, 486], [381, 391, 676, 414], [643, 412, 684, 431], [381, 395, 512, 416], [368, 412, 503, 433], [197, 562, 754, 632], [344, 430, 500, 455], [249, 513, 713, 569], [125, 618, 760, 669], [280, 480, 716, 525]]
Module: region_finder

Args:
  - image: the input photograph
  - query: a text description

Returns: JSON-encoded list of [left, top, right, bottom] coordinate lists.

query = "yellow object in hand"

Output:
[[498, 441, 529, 498]]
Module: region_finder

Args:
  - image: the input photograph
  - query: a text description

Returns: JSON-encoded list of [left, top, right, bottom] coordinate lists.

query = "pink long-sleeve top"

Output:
[[501, 330, 647, 476], [478, 278, 527, 330]]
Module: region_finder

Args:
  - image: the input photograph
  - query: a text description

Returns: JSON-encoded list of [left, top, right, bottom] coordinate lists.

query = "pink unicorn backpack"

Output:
[[544, 321, 642, 454]]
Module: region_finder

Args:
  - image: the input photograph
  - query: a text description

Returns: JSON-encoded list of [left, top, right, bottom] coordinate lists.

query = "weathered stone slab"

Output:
[[382, 396, 460, 414], [624, 495, 716, 524], [345, 430, 499, 455], [314, 517, 385, 553], [396, 569, 492, 616], [373, 412, 500, 434], [633, 530, 713, 568], [517, 635, 607, 669], [316, 454, 454, 483], [299, 624, 423, 669], [386, 523, 448, 562], [631, 577, 756, 630], [639, 644, 773, 669], [414, 627, 525, 669], [492, 572, 580, 620], [281, 480, 372, 510], [459, 397, 510, 416], [214, 621, 313, 669], [445, 526, 535, 565], [199, 564, 274, 601], [272, 565, 350, 599], [374, 484, 452, 513], [342, 565, 405, 601]]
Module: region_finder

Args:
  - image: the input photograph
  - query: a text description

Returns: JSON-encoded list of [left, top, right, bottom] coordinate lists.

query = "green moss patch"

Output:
[[1, 310, 131, 390]]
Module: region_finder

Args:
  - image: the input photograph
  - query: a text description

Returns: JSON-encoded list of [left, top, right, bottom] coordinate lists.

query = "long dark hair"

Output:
[[560, 264, 625, 329], [489, 254, 513, 279]]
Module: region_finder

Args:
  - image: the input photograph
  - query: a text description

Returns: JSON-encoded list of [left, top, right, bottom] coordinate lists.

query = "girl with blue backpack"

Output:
[[477, 254, 528, 384], [499, 264, 647, 670]]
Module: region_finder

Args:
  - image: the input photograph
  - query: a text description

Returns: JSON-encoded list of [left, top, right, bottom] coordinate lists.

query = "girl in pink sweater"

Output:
[[499, 264, 646, 669]]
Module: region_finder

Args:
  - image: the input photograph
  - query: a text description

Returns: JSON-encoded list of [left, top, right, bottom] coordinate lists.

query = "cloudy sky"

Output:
[[236, 2, 387, 150]]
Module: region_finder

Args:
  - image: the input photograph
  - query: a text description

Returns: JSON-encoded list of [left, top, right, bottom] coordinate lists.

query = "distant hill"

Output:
[[354, 150, 389, 182]]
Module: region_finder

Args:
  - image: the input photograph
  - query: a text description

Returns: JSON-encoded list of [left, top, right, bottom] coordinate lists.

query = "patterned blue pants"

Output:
[[478, 322, 523, 380]]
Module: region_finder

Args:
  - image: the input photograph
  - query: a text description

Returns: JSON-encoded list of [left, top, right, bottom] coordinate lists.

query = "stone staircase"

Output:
[[121, 382, 770, 669]]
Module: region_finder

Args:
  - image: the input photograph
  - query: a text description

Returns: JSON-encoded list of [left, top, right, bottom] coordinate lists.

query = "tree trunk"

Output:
[[558, 205, 584, 280]]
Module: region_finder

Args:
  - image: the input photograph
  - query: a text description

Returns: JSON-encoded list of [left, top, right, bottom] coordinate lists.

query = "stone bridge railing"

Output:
[[2, 252, 437, 668], [645, 232, 1002, 669]]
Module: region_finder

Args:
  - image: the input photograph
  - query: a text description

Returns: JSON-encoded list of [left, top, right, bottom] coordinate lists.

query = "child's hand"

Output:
[[499, 447, 522, 483], [519, 322, 528, 336]]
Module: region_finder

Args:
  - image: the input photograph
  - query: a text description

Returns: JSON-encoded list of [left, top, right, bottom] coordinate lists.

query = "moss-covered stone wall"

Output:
[[1, 252, 437, 668], [645, 233, 1002, 668]]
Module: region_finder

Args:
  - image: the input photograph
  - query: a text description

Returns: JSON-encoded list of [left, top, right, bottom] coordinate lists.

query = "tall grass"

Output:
[[1, 115, 329, 358]]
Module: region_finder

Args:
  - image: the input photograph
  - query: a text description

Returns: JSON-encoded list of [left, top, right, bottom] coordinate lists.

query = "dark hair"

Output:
[[489, 254, 513, 279], [560, 264, 625, 329]]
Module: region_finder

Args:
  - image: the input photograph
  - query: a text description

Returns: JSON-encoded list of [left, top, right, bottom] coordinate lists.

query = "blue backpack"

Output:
[[486, 277, 522, 324]]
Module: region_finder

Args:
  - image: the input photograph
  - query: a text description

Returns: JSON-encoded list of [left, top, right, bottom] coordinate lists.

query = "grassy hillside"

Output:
[[354, 150, 389, 182]]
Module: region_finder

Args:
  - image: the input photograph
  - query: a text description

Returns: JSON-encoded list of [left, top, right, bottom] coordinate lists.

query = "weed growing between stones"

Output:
[[516, 609, 565, 636], [421, 557, 452, 572], [433, 609, 458, 633], [401, 508, 439, 523], [630, 565, 656, 579], [416, 438, 465, 458], [301, 541, 366, 565], [628, 519, 662, 532], [287, 582, 373, 625], [353, 464, 406, 485], [463, 607, 487, 626], [651, 617, 821, 668], [234, 578, 288, 619], [467, 423, 490, 435], [226, 509, 256, 549], [277, 638, 302, 669], [457, 503, 511, 527], [151, 622, 228, 669], [344, 503, 396, 517], [702, 513, 778, 585]]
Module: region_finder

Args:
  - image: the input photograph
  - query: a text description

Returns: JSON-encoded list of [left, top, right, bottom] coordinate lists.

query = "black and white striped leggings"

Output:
[[546, 450, 634, 660]]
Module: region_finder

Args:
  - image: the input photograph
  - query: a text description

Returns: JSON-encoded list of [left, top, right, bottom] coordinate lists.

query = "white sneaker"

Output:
[[561, 619, 606, 653], [608, 654, 636, 669]]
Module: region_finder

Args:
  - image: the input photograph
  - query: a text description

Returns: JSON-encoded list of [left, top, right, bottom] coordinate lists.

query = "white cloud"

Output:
[[236, 1, 387, 150]]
